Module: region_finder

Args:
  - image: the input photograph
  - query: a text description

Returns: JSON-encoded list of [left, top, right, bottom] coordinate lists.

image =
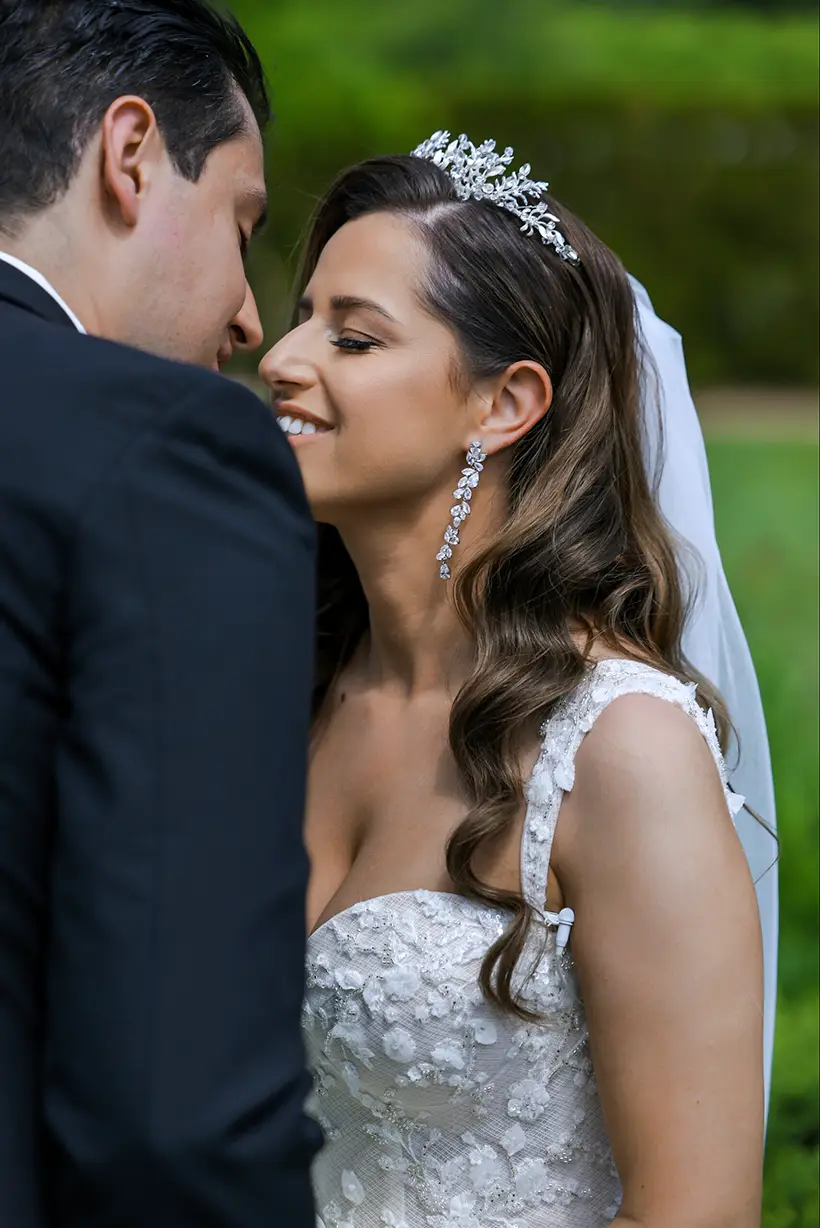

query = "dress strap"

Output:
[[519, 659, 745, 918]]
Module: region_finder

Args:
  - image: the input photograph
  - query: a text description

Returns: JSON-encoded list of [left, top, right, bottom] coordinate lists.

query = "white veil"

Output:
[[631, 276, 778, 1119]]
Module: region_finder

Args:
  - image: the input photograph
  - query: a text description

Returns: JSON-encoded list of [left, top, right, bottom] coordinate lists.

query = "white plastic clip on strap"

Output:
[[556, 907, 575, 950]]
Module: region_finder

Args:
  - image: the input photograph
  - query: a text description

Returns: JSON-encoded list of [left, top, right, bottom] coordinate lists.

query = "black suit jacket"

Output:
[[0, 260, 320, 1227]]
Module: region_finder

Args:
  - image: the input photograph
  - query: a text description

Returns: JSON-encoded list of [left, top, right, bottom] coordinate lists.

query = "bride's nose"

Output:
[[258, 325, 316, 395]]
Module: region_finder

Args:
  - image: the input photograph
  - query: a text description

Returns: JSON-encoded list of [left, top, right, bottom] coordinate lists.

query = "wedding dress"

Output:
[[304, 659, 744, 1228]]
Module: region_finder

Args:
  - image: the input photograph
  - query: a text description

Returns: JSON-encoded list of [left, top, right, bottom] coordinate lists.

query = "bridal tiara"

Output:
[[411, 130, 580, 266]]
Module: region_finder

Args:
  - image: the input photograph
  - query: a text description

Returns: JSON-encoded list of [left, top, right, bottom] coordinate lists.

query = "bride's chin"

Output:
[[304, 491, 340, 528], [309, 497, 366, 534], [295, 469, 354, 527]]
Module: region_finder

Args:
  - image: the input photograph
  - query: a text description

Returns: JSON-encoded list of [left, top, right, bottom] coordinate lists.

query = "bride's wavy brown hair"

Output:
[[297, 155, 731, 1018]]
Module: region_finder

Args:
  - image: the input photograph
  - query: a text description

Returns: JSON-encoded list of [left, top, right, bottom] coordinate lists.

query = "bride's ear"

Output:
[[473, 361, 552, 456], [100, 95, 162, 229]]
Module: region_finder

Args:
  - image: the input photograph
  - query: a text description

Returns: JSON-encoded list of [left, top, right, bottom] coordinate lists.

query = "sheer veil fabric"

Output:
[[631, 276, 778, 1118]]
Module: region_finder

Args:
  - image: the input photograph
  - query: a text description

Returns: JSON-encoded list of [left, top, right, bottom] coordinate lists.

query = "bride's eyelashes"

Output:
[[330, 335, 382, 353]]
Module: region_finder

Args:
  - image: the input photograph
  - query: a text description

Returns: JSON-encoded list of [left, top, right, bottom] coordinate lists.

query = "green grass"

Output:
[[707, 438, 819, 1224]]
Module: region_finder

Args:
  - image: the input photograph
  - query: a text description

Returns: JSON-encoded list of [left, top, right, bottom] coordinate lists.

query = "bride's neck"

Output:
[[338, 508, 474, 697]]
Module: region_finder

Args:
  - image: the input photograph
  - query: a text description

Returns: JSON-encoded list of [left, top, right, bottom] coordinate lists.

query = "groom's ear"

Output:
[[100, 96, 164, 229]]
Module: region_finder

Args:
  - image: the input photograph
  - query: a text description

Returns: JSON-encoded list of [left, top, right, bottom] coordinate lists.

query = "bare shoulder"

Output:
[[576, 688, 720, 790], [555, 688, 739, 878]]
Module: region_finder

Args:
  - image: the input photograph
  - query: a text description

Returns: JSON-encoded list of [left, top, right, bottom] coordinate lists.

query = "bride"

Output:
[[260, 133, 774, 1227]]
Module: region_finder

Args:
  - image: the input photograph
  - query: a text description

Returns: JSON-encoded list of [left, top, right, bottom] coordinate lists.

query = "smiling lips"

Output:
[[274, 403, 333, 438]]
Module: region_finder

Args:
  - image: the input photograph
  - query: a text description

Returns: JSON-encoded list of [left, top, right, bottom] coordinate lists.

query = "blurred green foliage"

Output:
[[233, 1, 818, 104], [708, 439, 819, 1225], [231, 0, 819, 385]]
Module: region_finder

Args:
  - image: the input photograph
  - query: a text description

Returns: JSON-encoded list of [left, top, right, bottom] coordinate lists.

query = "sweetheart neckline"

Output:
[[308, 889, 493, 944], [307, 887, 563, 945]]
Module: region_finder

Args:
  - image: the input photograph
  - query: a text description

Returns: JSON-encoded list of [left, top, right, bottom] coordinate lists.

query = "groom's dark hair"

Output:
[[0, 0, 271, 233]]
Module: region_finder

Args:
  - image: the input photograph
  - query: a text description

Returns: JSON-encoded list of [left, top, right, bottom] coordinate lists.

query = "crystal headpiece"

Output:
[[411, 130, 579, 265]]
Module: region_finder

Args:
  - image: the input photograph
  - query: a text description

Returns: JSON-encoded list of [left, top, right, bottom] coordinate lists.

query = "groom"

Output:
[[0, 2, 319, 1225]]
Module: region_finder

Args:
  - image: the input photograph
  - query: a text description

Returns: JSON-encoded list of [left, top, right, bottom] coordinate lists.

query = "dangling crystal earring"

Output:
[[436, 440, 486, 580]]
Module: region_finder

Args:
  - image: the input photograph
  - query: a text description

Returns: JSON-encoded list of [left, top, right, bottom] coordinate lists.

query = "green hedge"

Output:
[[233, 1, 819, 106], [233, 1, 819, 385]]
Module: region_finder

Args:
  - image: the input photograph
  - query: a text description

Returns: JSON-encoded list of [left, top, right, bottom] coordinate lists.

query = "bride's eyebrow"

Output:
[[295, 294, 401, 326], [329, 295, 399, 324]]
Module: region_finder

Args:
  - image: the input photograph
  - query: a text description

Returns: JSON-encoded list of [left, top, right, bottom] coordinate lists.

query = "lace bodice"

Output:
[[303, 661, 743, 1228]]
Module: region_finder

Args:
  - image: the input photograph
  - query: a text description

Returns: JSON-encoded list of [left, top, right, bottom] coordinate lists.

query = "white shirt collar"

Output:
[[0, 251, 87, 334]]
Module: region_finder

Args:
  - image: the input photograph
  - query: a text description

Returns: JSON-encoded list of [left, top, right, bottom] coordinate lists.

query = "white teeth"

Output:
[[277, 413, 329, 436]]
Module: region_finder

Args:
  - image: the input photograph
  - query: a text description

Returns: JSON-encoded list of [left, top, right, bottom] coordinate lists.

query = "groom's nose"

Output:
[[229, 283, 264, 354]]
